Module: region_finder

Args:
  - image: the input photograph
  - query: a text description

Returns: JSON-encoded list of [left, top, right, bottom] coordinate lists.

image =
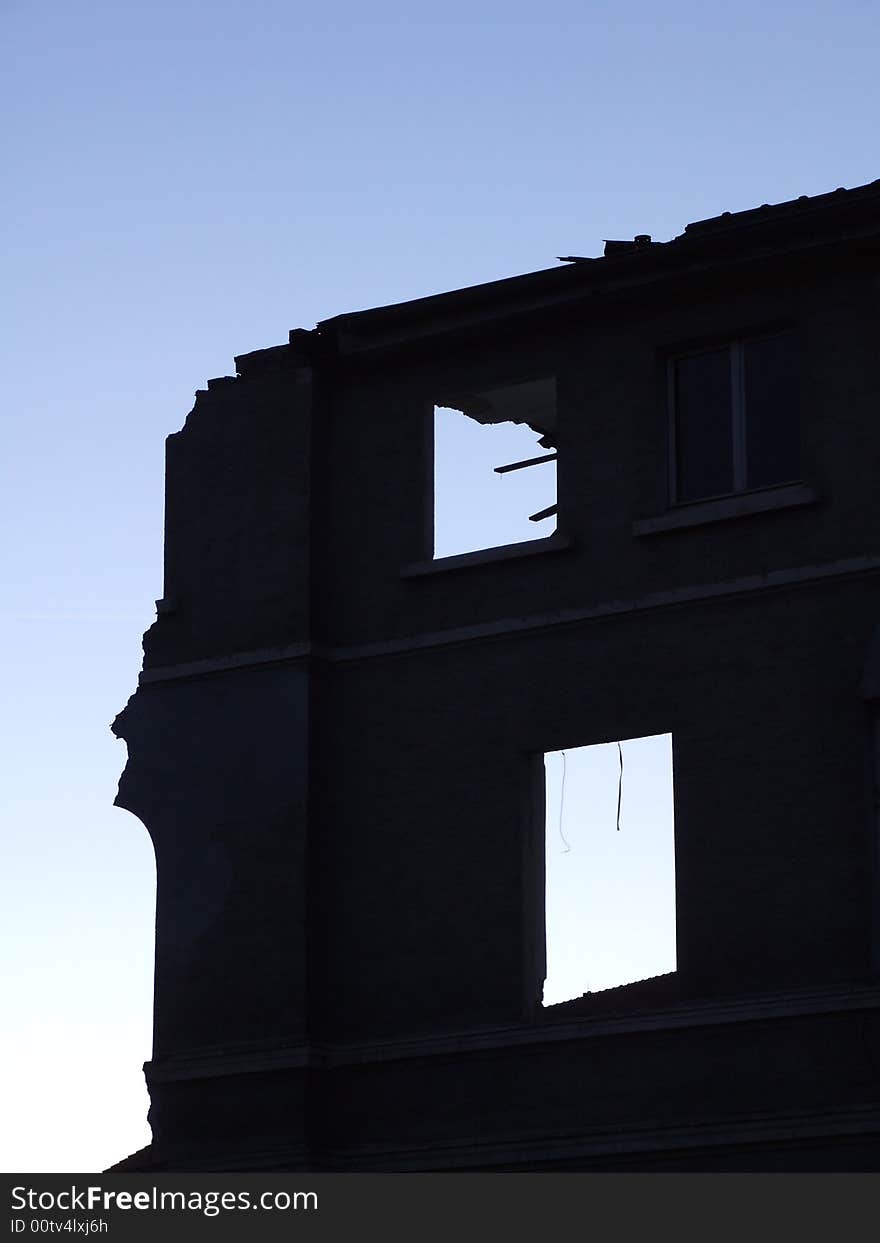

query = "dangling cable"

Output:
[[558, 750, 570, 853], [616, 742, 623, 831]]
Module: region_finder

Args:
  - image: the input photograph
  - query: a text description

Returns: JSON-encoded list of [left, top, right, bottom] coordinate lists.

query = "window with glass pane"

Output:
[[673, 348, 733, 503], [743, 333, 799, 489], [671, 332, 798, 504]]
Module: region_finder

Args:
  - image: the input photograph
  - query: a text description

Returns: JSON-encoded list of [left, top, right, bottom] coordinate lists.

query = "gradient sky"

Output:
[[3, 0, 879, 1173]]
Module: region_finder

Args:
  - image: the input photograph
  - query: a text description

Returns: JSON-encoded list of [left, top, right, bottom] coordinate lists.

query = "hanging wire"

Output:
[[616, 741, 623, 831], [558, 750, 570, 853]]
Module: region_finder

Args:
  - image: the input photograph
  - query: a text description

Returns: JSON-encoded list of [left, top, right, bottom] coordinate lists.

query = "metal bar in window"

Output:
[[731, 341, 747, 491], [493, 453, 558, 475]]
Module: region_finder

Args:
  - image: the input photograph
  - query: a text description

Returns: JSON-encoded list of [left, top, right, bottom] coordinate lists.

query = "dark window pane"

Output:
[[744, 333, 799, 488], [674, 349, 733, 502]]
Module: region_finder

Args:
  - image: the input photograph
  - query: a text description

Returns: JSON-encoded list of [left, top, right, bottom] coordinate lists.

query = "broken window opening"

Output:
[[433, 377, 557, 559], [542, 733, 676, 1007]]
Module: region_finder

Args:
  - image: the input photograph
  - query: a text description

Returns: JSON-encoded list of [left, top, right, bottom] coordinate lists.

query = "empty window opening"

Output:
[[433, 377, 556, 559], [542, 733, 676, 1007]]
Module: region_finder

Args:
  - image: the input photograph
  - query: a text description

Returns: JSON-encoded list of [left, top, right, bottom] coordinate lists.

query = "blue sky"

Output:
[[2, 0, 879, 1171]]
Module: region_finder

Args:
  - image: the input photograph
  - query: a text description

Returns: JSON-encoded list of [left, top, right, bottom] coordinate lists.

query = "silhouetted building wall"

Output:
[[113, 180, 880, 1170]]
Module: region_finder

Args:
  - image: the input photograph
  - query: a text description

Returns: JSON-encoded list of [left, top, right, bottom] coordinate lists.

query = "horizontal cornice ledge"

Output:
[[144, 981, 880, 1083], [321, 1101, 880, 1171], [137, 553, 880, 684]]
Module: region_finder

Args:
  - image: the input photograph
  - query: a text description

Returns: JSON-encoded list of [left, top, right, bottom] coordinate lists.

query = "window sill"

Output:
[[401, 532, 572, 577], [633, 483, 818, 537]]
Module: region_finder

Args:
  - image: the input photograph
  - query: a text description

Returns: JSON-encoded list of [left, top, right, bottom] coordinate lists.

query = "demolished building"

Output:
[[112, 179, 880, 1170]]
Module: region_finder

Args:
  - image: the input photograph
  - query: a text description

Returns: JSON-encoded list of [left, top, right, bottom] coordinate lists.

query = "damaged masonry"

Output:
[[113, 179, 880, 1171]]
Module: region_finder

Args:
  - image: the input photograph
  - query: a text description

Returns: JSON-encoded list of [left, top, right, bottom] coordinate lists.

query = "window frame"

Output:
[[667, 329, 800, 507]]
